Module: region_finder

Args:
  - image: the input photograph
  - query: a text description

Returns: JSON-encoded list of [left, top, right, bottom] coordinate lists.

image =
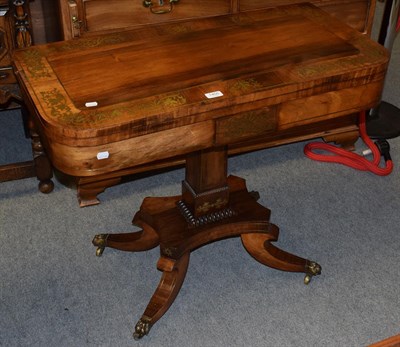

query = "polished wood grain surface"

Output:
[[49, 15, 358, 107], [240, 0, 376, 33]]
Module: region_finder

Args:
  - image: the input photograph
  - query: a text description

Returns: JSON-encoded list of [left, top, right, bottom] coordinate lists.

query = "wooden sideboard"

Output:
[[21, 0, 378, 206], [58, 0, 376, 40], [0, 0, 32, 105], [0, 0, 17, 100], [29, 0, 61, 44]]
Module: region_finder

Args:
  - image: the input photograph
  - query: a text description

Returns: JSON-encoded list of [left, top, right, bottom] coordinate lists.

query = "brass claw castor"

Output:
[[92, 234, 109, 257], [96, 246, 105, 257], [133, 317, 151, 340], [304, 274, 312, 285], [304, 261, 322, 285]]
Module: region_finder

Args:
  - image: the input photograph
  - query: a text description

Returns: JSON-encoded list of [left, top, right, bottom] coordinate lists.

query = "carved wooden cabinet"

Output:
[[0, 0, 32, 105], [0, 1, 15, 88], [59, 0, 376, 40]]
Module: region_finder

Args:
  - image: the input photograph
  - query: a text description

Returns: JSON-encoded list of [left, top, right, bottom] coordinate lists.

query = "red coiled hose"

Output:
[[304, 111, 394, 176]]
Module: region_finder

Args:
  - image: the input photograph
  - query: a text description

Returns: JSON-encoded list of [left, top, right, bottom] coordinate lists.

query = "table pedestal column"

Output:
[[92, 147, 321, 339]]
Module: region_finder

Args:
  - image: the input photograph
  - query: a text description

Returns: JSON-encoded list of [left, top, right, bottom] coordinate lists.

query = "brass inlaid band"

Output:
[[177, 200, 236, 228], [40, 88, 77, 123], [229, 78, 264, 95], [196, 198, 228, 214]]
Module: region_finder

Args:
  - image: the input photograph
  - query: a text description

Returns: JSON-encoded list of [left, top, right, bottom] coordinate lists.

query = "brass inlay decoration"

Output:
[[161, 247, 178, 257], [159, 94, 187, 108], [99, 93, 186, 114], [81, 93, 187, 124], [21, 50, 52, 79], [55, 33, 129, 52], [38, 88, 187, 126], [177, 200, 236, 228], [229, 78, 263, 95], [166, 24, 193, 34], [352, 36, 387, 59], [21, 33, 131, 80], [40, 88, 78, 124], [82, 105, 133, 124], [296, 58, 358, 78], [296, 38, 385, 79], [196, 198, 228, 214]]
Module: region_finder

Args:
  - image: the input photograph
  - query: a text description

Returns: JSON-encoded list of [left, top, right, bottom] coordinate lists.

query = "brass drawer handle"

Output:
[[142, 0, 179, 14], [72, 15, 82, 29]]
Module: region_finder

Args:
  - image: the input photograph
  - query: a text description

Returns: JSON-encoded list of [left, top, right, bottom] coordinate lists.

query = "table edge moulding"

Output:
[[12, 3, 389, 339]]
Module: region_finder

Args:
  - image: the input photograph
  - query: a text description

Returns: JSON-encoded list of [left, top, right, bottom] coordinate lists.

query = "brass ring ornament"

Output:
[[142, 0, 179, 14]]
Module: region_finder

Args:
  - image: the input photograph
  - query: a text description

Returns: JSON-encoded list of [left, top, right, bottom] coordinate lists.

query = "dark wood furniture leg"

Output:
[[92, 147, 321, 339], [28, 117, 54, 193], [0, 105, 36, 182], [77, 176, 122, 207], [0, 105, 55, 192], [0, 1, 49, 186]]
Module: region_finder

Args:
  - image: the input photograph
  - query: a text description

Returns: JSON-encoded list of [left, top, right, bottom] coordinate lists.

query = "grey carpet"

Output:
[[1, 5, 399, 347]]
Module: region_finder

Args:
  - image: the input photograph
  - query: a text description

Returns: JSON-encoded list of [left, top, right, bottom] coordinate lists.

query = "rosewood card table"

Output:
[[32, 0, 376, 207], [13, 3, 388, 339]]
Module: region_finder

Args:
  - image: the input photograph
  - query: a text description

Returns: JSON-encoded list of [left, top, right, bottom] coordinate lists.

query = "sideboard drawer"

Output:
[[82, 0, 231, 34]]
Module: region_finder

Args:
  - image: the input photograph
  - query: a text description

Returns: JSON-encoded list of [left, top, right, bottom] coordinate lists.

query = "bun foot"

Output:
[[39, 179, 54, 193]]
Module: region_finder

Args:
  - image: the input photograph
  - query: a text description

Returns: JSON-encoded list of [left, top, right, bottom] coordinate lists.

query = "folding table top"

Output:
[[13, 3, 387, 145]]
